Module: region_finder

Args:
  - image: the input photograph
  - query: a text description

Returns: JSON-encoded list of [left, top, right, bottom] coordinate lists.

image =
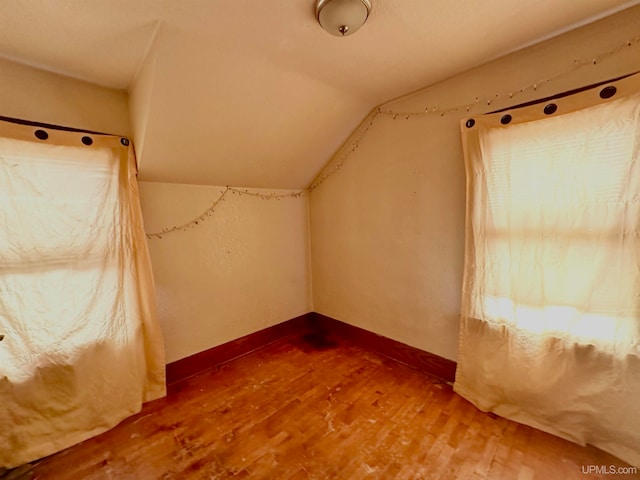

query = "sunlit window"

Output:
[[469, 96, 640, 351], [0, 141, 122, 381]]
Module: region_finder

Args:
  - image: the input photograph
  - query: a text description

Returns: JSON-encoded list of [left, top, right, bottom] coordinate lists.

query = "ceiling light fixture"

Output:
[[315, 0, 372, 37]]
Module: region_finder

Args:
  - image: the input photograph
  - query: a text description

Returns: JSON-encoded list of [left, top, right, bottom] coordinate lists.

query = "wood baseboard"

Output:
[[165, 311, 457, 388], [165, 313, 313, 387], [308, 313, 457, 383]]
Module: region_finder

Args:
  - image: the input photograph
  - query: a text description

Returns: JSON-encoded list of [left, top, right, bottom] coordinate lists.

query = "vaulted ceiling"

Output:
[[1, 0, 638, 188]]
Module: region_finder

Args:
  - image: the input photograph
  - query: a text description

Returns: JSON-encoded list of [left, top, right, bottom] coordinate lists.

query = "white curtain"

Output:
[[455, 73, 640, 467], [0, 121, 165, 468]]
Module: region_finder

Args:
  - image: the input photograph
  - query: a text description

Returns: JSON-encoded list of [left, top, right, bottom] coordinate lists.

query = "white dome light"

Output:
[[315, 0, 372, 37]]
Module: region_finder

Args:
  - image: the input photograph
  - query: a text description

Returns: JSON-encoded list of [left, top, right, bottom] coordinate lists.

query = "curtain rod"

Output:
[[487, 71, 639, 115], [0, 114, 121, 138]]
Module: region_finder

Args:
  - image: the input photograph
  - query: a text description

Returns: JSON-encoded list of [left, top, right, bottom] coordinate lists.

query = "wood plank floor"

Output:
[[20, 333, 637, 479]]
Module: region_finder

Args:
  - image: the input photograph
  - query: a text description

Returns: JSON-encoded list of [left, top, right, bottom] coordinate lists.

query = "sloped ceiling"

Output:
[[1, 0, 638, 188]]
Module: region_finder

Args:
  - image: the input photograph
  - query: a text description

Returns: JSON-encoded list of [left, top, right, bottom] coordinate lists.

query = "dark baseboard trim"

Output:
[[165, 311, 457, 388], [308, 313, 457, 383], [165, 313, 313, 387]]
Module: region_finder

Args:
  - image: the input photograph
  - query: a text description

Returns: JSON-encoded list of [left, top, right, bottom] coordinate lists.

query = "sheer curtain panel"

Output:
[[455, 73, 640, 467], [0, 121, 165, 468]]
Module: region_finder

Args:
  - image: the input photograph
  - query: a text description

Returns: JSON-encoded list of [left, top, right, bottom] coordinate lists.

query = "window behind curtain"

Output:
[[471, 97, 640, 350], [0, 144, 122, 376], [455, 73, 640, 468], [0, 124, 165, 469]]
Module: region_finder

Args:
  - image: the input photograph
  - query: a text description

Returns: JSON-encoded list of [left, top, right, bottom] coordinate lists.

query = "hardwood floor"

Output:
[[21, 333, 636, 479]]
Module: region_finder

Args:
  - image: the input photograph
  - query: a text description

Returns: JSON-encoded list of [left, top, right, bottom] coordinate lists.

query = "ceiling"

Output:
[[1, 0, 638, 189]]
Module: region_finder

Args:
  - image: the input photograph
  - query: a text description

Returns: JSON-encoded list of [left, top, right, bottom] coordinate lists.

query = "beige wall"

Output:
[[0, 57, 130, 136], [309, 6, 640, 361], [128, 24, 161, 166], [139, 182, 312, 363]]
